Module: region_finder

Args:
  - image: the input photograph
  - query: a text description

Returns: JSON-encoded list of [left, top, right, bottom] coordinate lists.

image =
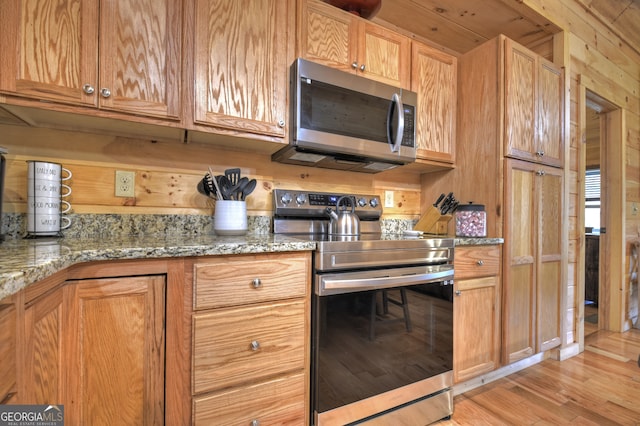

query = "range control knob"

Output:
[[357, 197, 367, 207], [280, 192, 293, 205], [370, 197, 379, 208], [296, 193, 307, 205]]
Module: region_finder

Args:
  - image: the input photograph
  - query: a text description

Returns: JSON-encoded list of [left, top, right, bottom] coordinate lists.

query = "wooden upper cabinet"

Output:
[[0, 0, 99, 106], [411, 41, 457, 163], [193, 0, 294, 138], [0, 0, 181, 119], [98, 0, 182, 118], [504, 38, 563, 167], [299, 0, 411, 89], [537, 60, 563, 167]]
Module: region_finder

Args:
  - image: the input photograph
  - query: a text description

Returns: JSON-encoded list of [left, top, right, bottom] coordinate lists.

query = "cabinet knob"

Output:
[[252, 278, 262, 288], [359, 63, 366, 71], [476, 260, 484, 266], [100, 88, 111, 98], [250, 340, 260, 351], [536, 170, 546, 176], [455, 290, 461, 296], [277, 119, 285, 128], [536, 150, 545, 157], [351, 61, 359, 69], [251, 420, 260, 426], [82, 84, 95, 95]]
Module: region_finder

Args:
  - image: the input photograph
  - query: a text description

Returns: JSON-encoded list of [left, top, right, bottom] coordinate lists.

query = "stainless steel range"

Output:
[[273, 189, 455, 426]]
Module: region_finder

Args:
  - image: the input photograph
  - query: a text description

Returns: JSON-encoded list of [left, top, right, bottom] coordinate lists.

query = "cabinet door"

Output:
[[454, 275, 500, 383], [193, 0, 293, 137], [299, 0, 357, 73], [358, 22, 411, 89], [503, 160, 537, 363], [0, 0, 99, 105], [65, 275, 165, 425], [411, 41, 456, 163], [537, 165, 563, 351], [537, 60, 563, 167], [504, 39, 536, 162], [21, 287, 65, 405], [98, 0, 181, 118], [0, 302, 17, 403]]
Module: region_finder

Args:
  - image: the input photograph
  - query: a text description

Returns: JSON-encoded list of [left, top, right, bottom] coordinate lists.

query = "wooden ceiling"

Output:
[[370, 0, 640, 56]]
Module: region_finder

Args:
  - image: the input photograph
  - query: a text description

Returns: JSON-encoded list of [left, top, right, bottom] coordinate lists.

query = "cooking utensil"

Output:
[[197, 178, 211, 197], [216, 175, 236, 200], [225, 168, 241, 187], [232, 177, 249, 200], [240, 178, 256, 200], [207, 167, 223, 200]]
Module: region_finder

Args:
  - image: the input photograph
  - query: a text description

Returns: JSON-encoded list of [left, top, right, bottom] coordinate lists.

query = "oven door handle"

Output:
[[318, 268, 454, 296]]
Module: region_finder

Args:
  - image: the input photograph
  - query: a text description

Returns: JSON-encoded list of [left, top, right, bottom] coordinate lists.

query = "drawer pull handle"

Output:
[[251, 420, 260, 426], [476, 260, 484, 266], [252, 278, 262, 288], [251, 340, 260, 351]]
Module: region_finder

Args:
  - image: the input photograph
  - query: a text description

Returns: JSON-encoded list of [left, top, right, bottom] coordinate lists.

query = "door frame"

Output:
[[577, 78, 625, 351]]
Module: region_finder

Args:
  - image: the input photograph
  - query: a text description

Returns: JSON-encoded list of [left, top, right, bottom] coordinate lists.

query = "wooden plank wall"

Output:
[[525, 0, 640, 334], [1, 124, 422, 219]]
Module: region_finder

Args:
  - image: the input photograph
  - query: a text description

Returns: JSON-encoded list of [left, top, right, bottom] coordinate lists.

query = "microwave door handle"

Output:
[[387, 93, 405, 153]]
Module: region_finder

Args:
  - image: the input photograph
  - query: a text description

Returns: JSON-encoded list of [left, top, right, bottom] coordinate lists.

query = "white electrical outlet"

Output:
[[115, 170, 135, 197], [384, 190, 394, 208]]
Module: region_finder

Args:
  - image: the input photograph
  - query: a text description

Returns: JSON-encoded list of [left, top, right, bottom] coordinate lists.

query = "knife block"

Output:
[[413, 206, 452, 235]]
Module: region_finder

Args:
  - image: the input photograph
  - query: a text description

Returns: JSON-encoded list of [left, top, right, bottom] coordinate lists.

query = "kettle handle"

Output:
[[336, 195, 356, 212]]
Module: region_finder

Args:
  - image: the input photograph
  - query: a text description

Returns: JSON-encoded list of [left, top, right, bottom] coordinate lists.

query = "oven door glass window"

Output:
[[312, 282, 453, 413]]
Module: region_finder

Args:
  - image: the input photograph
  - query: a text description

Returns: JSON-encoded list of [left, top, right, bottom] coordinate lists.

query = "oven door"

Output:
[[311, 265, 454, 425]]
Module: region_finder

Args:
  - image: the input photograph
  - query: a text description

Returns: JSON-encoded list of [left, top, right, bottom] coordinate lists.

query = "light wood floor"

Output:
[[438, 328, 640, 425]]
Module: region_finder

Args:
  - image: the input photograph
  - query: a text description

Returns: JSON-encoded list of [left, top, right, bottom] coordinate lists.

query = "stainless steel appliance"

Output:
[[0, 147, 6, 242], [273, 189, 455, 425], [272, 59, 418, 173]]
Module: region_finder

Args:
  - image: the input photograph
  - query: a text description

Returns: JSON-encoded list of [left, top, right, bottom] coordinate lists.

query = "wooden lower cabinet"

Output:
[[191, 252, 311, 425], [453, 245, 501, 383], [0, 300, 17, 404], [503, 159, 563, 363], [6, 264, 167, 426], [0, 251, 312, 425], [64, 275, 166, 425], [21, 286, 64, 405]]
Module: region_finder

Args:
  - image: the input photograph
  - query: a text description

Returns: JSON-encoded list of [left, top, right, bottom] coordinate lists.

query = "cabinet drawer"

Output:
[[193, 372, 306, 426], [193, 299, 306, 394], [194, 252, 310, 310], [455, 245, 500, 279]]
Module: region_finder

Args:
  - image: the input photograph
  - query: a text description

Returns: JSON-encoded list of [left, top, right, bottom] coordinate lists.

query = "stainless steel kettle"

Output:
[[325, 196, 360, 236]]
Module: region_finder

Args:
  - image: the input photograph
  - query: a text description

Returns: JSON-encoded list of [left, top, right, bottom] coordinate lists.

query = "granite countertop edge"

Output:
[[0, 234, 503, 301], [0, 234, 317, 301]]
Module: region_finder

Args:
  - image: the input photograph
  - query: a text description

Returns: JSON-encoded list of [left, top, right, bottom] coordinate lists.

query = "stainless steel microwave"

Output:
[[272, 58, 417, 173]]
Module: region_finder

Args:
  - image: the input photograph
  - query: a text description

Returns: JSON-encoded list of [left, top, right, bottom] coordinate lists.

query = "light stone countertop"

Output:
[[0, 232, 502, 301], [0, 233, 316, 301]]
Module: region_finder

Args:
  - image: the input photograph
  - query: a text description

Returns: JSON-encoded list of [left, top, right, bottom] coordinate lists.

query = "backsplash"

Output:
[[1, 213, 415, 240]]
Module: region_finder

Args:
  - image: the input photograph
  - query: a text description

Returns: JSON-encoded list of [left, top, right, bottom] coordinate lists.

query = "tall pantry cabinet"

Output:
[[457, 35, 566, 365]]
